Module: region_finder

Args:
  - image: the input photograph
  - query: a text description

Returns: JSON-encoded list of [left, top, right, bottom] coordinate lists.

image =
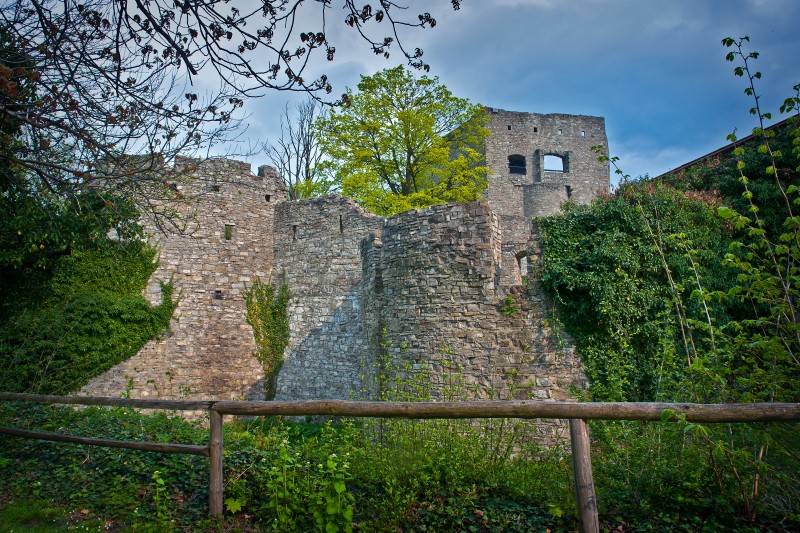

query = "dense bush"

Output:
[[538, 49, 800, 527], [0, 241, 176, 394]]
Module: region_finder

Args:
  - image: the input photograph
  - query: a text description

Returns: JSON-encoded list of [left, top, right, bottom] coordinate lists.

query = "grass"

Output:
[[0, 499, 117, 532]]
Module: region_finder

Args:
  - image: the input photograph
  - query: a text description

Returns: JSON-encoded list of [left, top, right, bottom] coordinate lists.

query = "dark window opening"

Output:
[[292, 225, 297, 241], [209, 184, 220, 192], [224, 224, 234, 240], [534, 127, 538, 133], [339, 215, 344, 234], [214, 290, 223, 300], [265, 194, 271, 202], [508, 154, 526, 175], [565, 185, 573, 199], [544, 154, 565, 172], [507, 124, 512, 130]]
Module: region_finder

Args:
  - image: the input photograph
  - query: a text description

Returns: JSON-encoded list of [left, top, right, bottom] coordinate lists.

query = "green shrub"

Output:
[[0, 241, 176, 394]]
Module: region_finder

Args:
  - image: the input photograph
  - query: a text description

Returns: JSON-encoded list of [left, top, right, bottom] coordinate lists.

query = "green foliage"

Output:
[[0, 498, 109, 532], [539, 181, 734, 402], [540, 37, 800, 528], [0, 241, 176, 394], [0, 402, 210, 529], [244, 277, 291, 400], [315, 66, 489, 216], [500, 294, 518, 316]]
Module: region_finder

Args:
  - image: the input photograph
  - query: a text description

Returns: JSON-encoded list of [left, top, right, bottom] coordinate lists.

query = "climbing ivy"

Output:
[[0, 241, 176, 394], [244, 277, 290, 400], [539, 181, 735, 402]]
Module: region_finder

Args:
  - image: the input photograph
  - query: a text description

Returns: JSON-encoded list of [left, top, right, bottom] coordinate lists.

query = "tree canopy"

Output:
[[0, 1, 460, 267], [315, 66, 489, 216]]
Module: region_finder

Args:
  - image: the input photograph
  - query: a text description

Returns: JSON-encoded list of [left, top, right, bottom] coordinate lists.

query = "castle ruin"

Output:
[[81, 109, 609, 437]]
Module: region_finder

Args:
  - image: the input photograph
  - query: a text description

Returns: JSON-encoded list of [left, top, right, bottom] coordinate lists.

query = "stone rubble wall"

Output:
[[81, 158, 285, 401], [362, 202, 585, 400], [273, 196, 384, 400], [484, 109, 608, 288], [79, 109, 607, 441]]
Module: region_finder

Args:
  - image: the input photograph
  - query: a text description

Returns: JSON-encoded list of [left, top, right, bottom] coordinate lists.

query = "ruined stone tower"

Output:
[[483, 109, 609, 287], [81, 109, 609, 430]]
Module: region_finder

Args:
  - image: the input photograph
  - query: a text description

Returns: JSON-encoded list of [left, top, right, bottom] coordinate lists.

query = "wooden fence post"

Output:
[[570, 418, 599, 533], [209, 409, 223, 517]]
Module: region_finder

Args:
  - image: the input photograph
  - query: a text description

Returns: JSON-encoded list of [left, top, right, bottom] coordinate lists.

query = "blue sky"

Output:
[[224, 0, 800, 185]]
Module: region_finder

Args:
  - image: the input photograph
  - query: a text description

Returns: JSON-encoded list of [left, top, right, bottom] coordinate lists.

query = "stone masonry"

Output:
[[81, 158, 286, 400], [81, 109, 608, 433]]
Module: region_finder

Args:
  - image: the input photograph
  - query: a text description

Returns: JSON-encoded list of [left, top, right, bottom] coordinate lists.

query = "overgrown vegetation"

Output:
[[2, 35, 799, 533], [0, 241, 176, 394], [539, 37, 800, 529], [0, 360, 568, 532], [244, 277, 291, 400]]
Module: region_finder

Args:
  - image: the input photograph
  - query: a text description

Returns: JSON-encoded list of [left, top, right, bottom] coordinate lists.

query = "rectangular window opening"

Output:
[[224, 224, 234, 240]]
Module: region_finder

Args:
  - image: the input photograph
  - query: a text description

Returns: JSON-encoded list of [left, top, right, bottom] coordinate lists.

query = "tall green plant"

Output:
[[540, 36, 800, 527], [244, 277, 290, 400]]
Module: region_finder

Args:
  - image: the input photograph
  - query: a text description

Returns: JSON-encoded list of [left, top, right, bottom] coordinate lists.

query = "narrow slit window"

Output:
[[292, 225, 298, 241], [265, 194, 271, 202], [339, 215, 344, 233], [565, 185, 573, 199], [507, 124, 512, 130], [508, 154, 526, 175], [580, 130, 586, 137]]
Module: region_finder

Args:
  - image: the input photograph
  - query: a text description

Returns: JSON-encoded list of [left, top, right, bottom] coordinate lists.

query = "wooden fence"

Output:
[[1, 392, 799, 533]]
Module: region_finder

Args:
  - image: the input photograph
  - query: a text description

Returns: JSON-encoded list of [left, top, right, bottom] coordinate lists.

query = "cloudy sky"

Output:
[[214, 0, 800, 185]]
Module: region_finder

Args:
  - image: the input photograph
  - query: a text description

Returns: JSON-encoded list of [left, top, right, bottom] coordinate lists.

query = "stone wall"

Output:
[[483, 109, 608, 287], [81, 158, 285, 401], [79, 109, 607, 432], [361, 202, 585, 404], [273, 196, 384, 400]]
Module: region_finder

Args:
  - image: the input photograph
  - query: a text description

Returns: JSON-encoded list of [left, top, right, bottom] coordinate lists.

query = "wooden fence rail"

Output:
[[1, 392, 799, 533]]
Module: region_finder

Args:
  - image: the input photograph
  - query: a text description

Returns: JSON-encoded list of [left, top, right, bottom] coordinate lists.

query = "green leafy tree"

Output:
[[316, 66, 489, 215], [0, 2, 461, 265]]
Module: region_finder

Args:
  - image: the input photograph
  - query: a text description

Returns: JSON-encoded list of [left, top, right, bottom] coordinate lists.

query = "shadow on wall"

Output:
[[274, 285, 375, 401]]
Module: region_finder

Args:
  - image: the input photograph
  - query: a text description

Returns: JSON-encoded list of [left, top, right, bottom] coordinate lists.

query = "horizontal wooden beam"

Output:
[[211, 400, 800, 423], [0, 392, 213, 411], [0, 426, 209, 456], [2, 392, 798, 423]]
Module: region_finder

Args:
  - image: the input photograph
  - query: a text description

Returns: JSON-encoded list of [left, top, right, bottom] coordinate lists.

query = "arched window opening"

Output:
[[515, 251, 529, 285], [544, 154, 565, 173], [508, 154, 526, 175], [517, 255, 528, 277]]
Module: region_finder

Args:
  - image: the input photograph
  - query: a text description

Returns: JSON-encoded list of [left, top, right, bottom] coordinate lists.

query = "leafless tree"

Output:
[[266, 98, 332, 200], [0, 0, 461, 225]]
